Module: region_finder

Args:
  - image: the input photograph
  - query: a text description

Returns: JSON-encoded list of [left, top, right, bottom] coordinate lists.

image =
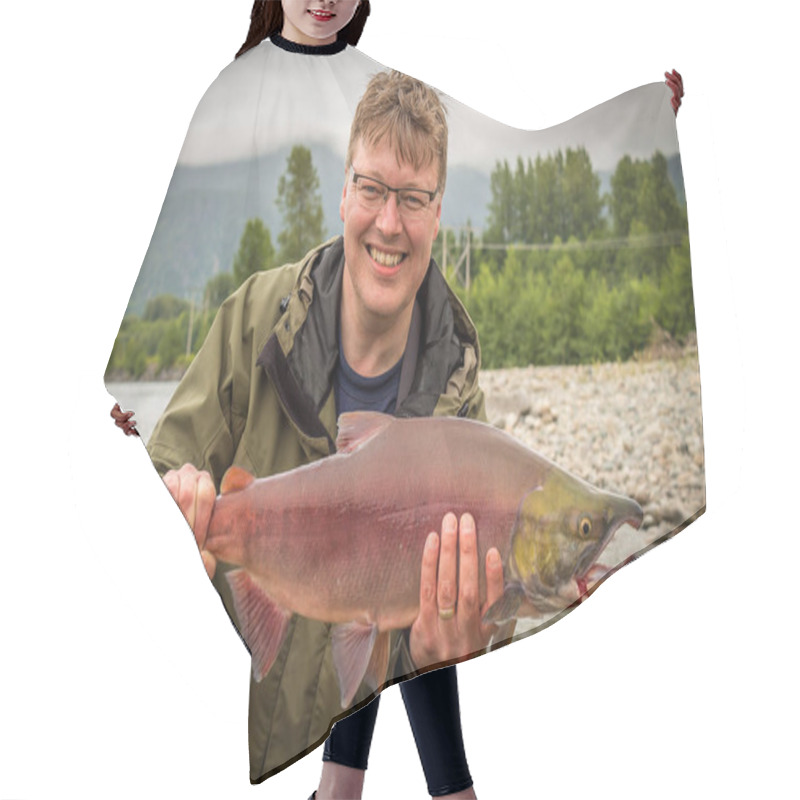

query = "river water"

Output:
[[106, 381, 180, 444]]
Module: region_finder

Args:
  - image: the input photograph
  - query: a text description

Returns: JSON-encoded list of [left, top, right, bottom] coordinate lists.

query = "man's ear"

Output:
[[432, 199, 442, 239]]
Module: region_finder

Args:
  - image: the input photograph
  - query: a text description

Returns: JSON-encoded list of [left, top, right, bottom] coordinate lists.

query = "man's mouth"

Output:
[[367, 245, 406, 268], [308, 9, 335, 21]]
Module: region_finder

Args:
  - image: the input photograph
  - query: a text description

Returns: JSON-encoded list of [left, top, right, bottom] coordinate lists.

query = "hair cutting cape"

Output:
[[105, 36, 704, 783]]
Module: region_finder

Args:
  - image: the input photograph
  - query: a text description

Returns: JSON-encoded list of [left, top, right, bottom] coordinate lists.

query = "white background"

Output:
[[1, 2, 796, 798]]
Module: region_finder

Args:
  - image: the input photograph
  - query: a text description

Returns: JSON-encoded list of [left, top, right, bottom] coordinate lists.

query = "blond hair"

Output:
[[347, 71, 448, 192]]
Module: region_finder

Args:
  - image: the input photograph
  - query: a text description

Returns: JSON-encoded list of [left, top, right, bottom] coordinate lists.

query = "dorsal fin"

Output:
[[335, 412, 394, 454], [220, 465, 255, 495]]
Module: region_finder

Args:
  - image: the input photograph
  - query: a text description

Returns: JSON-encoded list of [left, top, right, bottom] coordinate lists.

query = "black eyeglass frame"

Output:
[[349, 168, 440, 208]]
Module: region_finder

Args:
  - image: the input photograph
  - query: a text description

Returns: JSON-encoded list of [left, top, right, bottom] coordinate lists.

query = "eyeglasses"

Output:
[[349, 168, 439, 218]]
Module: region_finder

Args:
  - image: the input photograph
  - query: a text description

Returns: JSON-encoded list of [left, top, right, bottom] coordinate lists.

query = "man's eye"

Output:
[[402, 193, 425, 210], [361, 183, 382, 197]]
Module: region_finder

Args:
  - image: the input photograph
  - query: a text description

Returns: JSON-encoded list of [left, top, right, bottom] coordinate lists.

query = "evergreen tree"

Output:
[[610, 154, 639, 237], [562, 147, 602, 241], [232, 218, 275, 287], [485, 148, 602, 246], [204, 271, 238, 308], [485, 160, 515, 244], [610, 151, 686, 238], [143, 294, 189, 322], [276, 145, 326, 263]]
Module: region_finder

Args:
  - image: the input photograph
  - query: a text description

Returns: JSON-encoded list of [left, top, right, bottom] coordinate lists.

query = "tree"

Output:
[[276, 145, 326, 263], [485, 148, 603, 246], [485, 159, 516, 244], [562, 147, 602, 241], [610, 151, 686, 238], [204, 271, 238, 308], [610, 154, 639, 237], [232, 218, 275, 287], [142, 294, 188, 322]]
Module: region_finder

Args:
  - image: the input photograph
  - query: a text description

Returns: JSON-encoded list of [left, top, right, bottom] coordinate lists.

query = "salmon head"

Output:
[[486, 466, 643, 622]]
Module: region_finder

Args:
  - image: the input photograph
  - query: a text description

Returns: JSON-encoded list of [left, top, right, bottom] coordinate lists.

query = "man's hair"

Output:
[[347, 71, 448, 193]]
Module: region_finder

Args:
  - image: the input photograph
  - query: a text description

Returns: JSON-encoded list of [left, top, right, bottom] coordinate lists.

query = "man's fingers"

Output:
[[201, 550, 217, 580], [413, 530, 441, 656], [193, 471, 217, 550], [162, 465, 215, 546], [162, 465, 217, 582], [163, 469, 180, 506], [457, 513, 479, 616], [175, 468, 198, 530], [437, 513, 458, 617], [484, 547, 504, 611], [418, 531, 439, 608]]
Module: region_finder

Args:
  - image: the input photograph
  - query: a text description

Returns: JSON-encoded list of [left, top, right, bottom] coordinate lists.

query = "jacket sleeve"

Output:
[[147, 290, 246, 485]]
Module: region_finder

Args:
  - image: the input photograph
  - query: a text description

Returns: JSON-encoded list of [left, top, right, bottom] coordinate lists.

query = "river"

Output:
[[106, 381, 180, 444]]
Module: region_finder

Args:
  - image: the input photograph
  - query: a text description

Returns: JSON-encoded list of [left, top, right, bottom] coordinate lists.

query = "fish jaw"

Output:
[[509, 469, 644, 611], [573, 491, 644, 595]]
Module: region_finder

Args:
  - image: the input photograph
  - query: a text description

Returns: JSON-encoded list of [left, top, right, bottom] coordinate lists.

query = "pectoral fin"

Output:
[[226, 569, 291, 682], [331, 621, 378, 708], [489, 619, 518, 652], [220, 466, 255, 494], [482, 583, 525, 625]]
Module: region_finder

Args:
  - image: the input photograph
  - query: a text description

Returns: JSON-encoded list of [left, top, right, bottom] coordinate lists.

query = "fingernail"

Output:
[[444, 514, 457, 534], [488, 549, 500, 567], [460, 514, 475, 533]]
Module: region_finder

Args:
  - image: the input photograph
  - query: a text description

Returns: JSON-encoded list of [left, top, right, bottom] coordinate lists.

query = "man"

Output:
[[148, 70, 503, 798]]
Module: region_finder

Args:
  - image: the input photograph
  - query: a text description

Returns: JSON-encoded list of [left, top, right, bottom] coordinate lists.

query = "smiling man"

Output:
[[148, 70, 502, 797]]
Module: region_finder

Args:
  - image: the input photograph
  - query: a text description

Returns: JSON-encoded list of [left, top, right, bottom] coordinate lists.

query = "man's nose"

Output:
[[376, 192, 403, 236]]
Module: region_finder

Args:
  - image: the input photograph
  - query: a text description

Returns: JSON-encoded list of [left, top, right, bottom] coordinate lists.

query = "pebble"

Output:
[[481, 351, 706, 567]]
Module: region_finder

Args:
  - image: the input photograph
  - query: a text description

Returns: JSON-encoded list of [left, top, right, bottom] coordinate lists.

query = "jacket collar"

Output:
[[257, 237, 479, 443]]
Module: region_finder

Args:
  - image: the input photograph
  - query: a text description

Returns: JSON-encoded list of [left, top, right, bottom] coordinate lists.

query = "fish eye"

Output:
[[578, 516, 593, 538]]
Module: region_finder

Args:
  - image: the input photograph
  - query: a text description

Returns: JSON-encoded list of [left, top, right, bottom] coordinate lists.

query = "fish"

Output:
[[203, 411, 643, 707]]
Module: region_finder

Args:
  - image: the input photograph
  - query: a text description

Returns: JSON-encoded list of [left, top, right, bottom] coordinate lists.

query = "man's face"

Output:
[[340, 137, 442, 328]]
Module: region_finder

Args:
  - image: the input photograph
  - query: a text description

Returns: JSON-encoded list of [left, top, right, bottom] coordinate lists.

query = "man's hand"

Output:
[[162, 463, 217, 579], [665, 69, 684, 116], [110, 403, 139, 437], [409, 512, 505, 670]]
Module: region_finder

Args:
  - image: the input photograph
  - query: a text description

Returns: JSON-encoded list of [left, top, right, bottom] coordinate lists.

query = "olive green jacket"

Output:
[[148, 236, 486, 782]]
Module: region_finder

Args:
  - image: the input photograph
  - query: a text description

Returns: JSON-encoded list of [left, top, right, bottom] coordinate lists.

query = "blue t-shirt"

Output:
[[335, 342, 403, 415]]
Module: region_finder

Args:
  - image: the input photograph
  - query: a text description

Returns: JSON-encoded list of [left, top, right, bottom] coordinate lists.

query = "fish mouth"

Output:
[[576, 564, 607, 598], [366, 244, 407, 270], [574, 503, 644, 596]]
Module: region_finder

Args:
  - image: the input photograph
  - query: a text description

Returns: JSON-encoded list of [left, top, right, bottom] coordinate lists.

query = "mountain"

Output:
[[123, 146, 685, 316], [124, 145, 492, 316]]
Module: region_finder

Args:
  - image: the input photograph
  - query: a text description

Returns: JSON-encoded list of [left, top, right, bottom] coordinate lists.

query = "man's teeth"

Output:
[[368, 246, 404, 267]]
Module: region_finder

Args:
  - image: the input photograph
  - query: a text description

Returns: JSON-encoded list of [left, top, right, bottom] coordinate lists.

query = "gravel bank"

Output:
[[480, 349, 705, 574]]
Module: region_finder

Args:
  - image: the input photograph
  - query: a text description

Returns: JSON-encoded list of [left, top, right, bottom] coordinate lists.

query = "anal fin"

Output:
[[331, 621, 378, 708], [363, 631, 391, 693], [226, 569, 291, 682]]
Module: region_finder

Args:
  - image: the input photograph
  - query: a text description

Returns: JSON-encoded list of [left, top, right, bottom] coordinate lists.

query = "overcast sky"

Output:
[[178, 39, 678, 173]]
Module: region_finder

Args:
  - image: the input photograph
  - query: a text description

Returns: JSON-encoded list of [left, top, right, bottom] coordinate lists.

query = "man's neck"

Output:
[[339, 282, 412, 378]]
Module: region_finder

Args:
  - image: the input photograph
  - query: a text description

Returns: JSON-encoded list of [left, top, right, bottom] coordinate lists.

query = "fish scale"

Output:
[[204, 410, 643, 707]]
